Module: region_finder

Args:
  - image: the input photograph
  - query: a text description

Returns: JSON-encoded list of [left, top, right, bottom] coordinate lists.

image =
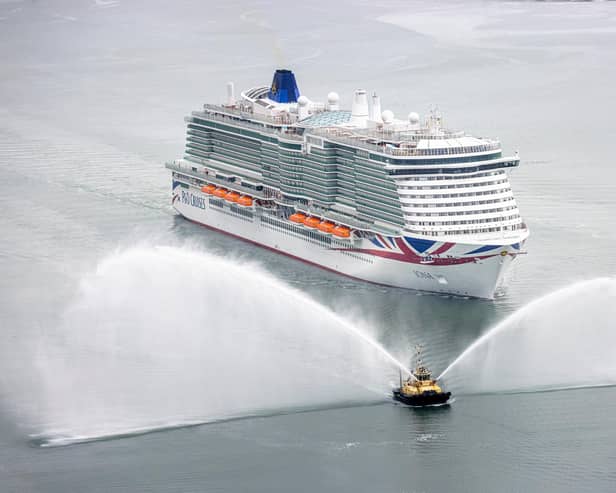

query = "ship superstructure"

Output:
[[166, 69, 528, 298]]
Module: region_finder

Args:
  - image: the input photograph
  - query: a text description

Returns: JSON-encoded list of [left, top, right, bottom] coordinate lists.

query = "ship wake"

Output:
[[30, 399, 386, 448]]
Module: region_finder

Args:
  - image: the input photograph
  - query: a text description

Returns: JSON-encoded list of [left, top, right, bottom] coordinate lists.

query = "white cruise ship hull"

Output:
[[172, 185, 526, 299]]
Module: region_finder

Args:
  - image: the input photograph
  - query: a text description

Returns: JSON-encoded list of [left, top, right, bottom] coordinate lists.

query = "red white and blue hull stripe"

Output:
[[170, 181, 527, 298], [336, 234, 522, 266]]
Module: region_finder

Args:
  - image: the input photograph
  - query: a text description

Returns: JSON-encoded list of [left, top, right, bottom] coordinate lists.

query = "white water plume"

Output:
[[31, 245, 408, 445], [439, 278, 616, 394]]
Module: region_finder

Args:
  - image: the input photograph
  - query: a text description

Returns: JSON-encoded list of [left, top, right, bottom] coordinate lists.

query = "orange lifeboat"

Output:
[[213, 188, 228, 198], [202, 184, 217, 195], [289, 212, 307, 224], [237, 195, 253, 207], [225, 191, 241, 202], [332, 225, 351, 238], [304, 216, 321, 228], [317, 221, 335, 233]]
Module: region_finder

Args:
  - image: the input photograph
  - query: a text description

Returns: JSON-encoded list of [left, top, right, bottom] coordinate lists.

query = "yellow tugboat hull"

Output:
[[393, 389, 451, 407]]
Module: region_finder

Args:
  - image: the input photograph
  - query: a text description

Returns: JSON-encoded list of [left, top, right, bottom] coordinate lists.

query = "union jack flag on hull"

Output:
[[334, 235, 522, 266]]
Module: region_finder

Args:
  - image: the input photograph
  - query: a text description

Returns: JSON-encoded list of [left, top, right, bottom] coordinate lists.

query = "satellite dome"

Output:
[[408, 112, 420, 124], [327, 92, 339, 104], [297, 95, 309, 106], [381, 110, 394, 124]]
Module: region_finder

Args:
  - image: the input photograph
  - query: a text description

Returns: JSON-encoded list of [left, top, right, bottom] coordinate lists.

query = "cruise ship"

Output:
[[166, 69, 528, 298]]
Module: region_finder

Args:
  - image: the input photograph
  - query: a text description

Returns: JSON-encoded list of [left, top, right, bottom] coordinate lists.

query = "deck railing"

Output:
[[198, 105, 304, 141], [198, 106, 503, 158], [165, 160, 274, 198], [308, 127, 501, 157]]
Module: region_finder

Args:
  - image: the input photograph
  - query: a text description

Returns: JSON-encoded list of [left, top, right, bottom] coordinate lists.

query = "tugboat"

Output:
[[393, 346, 451, 407]]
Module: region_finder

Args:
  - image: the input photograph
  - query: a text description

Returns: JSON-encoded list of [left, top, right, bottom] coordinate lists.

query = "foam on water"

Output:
[[439, 278, 616, 394], [29, 245, 410, 445]]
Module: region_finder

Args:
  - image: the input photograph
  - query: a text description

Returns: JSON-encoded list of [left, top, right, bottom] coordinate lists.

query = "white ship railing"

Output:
[[199, 105, 502, 156], [198, 104, 508, 160], [307, 128, 501, 157], [165, 160, 274, 199], [198, 105, 304, 141], [277, 198, 400, 235], [167, 160, 400, 235]]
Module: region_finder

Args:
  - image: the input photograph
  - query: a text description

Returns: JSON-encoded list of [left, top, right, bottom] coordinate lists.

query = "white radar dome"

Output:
[[327, 92, 339, 104], [408, 112, 420, 124], [297, 95, 309, 106], [381, 110, 394, 124]]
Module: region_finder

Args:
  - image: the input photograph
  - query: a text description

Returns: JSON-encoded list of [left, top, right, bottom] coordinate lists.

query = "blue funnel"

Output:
[[268, 69, 300, 103]]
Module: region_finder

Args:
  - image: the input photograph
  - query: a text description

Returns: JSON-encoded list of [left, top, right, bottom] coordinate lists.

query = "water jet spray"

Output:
[[26, 245, 411, 445], [438, 278, 616, 394]]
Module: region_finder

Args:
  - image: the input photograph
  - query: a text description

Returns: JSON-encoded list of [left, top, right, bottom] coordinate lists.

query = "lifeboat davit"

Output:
[[225, 191, 241, 202], [202, 184, 216, 194], [237, 195, 253, 207], [332, 225, 351, 238], [289, 212, 307, 224], [213, 188, 228, 198], [304, 216, 321, 228], [316, 221, 335, 233]]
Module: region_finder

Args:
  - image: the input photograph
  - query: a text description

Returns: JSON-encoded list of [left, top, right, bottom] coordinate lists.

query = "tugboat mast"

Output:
[[392, 343, 452, 407]]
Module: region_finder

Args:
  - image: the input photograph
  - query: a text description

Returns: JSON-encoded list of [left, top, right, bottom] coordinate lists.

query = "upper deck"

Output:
[[177, 69, 526, 241], [195, 103, 515, 168], [195, 68, 516, 171]]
